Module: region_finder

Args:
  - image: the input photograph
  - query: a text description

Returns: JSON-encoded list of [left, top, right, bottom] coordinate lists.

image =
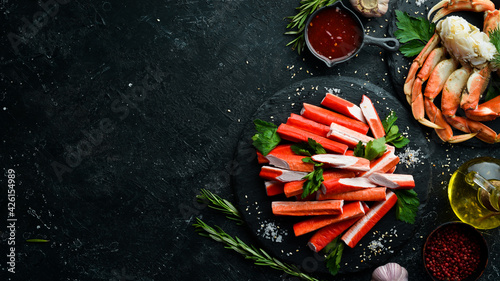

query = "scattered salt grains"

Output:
[[397, 146, 424, 168], [257, 221, 288, 243]]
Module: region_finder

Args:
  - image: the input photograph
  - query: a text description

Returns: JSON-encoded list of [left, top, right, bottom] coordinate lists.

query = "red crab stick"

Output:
[[317, 187, 387, 201], [293, 201, 365, 236], [321, 93, 367, 123], [284, 169, 356, 198], [361, 151, 400, 178], [311, 154, 370, 171], [266, 154, 314, 172], [259, 166, 309, 182], [277, 124, 348, 155], [360, 95, 385, 139], [301, 103, 369, 135], [286, 113, 330, 137], [271, 200, 344, 216], [341, 190, 398, 248], [308, 203, 370, 252], [257, 144, 295, 164], [327, 123, 374, 148], [321, 177, 377, 195], [265, 181, 285, 196], [368, 173, 415, 189]]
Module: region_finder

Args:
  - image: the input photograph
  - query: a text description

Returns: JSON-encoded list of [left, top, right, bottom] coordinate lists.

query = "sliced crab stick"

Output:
[[300, 103, 369, 134], [293, 201, 365, 236], [361, 151, 400, 178], [308, 217, 361, 252], [327, 123, 374, 148], [321, 177, 377, 195], [360, 95, 385, 139], [276, 124, 348, 155], [271, 200, 344, 216], [368, 173, 415, 189], [257, 144, 295, 164], [321, 92, 366, 123], [266, 154, 314, 172], [284, 169, 356, 198], [286, 113, 330, 137], [259, 166, 309, 182], [311, 154, 371, 171], [265, 181, 285, 196], [341, 190, 398, 248], [317, 187, 387, 201]]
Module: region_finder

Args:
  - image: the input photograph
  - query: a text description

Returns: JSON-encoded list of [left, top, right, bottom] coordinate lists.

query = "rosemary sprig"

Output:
[[193, 218, 322, 281], [196, 188, 244, 225], [285, 0, 337, 54]]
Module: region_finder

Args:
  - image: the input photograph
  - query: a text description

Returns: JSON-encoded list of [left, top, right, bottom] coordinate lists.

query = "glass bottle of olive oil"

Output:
[[448, 157, 500, 229]]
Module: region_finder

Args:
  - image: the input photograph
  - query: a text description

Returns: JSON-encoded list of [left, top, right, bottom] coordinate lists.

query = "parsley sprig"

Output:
[[292, 138, 326, 198], [394, 10, 436, 57], [285, 0, 337, 54], [252, 119, 281, 156], [323, 237, 344, 275], [393, 189, 420, 224]]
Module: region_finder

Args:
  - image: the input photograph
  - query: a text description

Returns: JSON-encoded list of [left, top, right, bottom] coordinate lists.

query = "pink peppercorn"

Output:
[[424, 224, 484, 281]]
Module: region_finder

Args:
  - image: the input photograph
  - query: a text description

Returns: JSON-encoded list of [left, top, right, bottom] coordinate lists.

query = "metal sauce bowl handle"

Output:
[[363, 35, 400, 52]]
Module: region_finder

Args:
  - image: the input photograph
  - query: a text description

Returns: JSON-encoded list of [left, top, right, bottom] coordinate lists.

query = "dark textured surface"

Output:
[[1, 0, 500, 280]]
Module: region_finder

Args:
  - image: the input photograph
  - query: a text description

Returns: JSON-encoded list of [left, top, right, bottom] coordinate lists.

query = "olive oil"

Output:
[[448, 157, 500, 229]]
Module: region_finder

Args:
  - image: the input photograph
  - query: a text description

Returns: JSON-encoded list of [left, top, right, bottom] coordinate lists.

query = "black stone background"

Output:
[[1, 0, 500, 280]]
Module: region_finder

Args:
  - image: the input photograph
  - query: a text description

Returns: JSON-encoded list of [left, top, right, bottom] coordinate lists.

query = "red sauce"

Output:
[[307, 6, 363, 62]]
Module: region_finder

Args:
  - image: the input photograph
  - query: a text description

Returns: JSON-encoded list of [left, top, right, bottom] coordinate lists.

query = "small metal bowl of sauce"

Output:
[[305, 1, 399, 67]]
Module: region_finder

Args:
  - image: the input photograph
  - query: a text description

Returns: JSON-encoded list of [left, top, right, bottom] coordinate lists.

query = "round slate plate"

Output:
[[232, 76, 432, 275], [387, 0, 500, 148]]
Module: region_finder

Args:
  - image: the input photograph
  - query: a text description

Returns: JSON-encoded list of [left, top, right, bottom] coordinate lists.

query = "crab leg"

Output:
[[466, 94, 500, 121], [445, 115, 499, 143], [424, 58, 459, 100], [461, 67, 491, 111], [428, 0, 495, 23], [441, 67, 471, 117], [411, 47, 447, 129], [425, 98, 476, 143], [404, 33, 441, 104]]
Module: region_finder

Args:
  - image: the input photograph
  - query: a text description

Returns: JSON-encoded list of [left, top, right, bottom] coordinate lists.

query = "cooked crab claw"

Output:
[[428, 0, 495, 22]]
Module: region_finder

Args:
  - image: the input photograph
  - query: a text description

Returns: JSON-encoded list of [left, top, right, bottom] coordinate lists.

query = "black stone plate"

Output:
[[387, 0, 500, 148], [232, 76, 432, 275]]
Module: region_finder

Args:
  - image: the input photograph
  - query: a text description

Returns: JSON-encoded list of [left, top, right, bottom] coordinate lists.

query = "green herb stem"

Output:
[[196, 189, 244, 225], [193, 218, 322, 281]]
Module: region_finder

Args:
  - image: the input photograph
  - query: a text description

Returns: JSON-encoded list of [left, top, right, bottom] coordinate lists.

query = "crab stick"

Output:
[[266, 154, 314, 172], [265, 181, 284, 196], [327, 123, 374, 148], [293, 201, 365, 236], [259, 166, 309, 182], [308, 217, 360, 252], [300, 103, 369, 135], [284, 180, 307, 198], [360, 151, 400, 178], [321, 93, 366, 123], [368, 173, 415, 189], [311, 154, 370, 171], [286, 113, 330, 137], [318, 187, 387, 201], [271, 200, 344, 216], [284, 169, 356, 198], [256, 151, 269, 164], [321, 177, 377, 195], [276, 124, 348, 155], [341, 190, 398, 248], [360, 95, 385, 139]]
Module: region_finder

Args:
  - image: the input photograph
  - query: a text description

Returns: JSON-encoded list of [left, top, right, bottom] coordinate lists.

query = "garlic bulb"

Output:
[[349, 0, 389, 17], [371, 263, 408, 281]]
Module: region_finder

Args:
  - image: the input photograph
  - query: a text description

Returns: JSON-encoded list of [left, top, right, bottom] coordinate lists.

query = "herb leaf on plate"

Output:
[[382, 111, 410, 148], [252, 119, 281, 156], [394, 189, 420, 224], [324, 237, 344, 276], [394, 10, 436, 57]]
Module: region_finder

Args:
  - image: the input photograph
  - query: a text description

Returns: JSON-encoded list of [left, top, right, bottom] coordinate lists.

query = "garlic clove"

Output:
[[371, 262, 408, 281], [350, 0, 389, 17]]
